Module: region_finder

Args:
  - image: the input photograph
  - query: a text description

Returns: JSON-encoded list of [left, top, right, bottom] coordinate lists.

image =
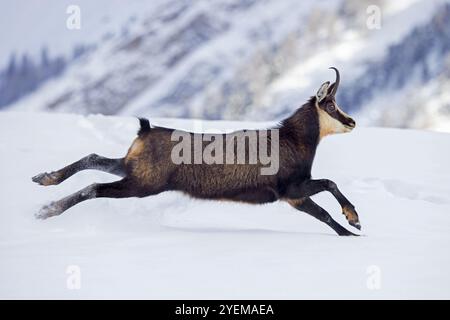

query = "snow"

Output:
[[257, 0, 445, 119], [4, 0, 449, 134], [0, 0, 162, 66], [0, 111, 450, 299]]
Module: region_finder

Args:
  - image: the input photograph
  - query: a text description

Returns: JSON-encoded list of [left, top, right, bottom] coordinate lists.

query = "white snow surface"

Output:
[[0, 112, 449, 299]]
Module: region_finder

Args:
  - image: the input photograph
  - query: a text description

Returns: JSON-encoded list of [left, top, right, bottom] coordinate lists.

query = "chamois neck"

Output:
[[280, 98, 320, 147]]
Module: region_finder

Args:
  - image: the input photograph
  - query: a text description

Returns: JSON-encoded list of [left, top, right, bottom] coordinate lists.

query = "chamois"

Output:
[[32, 67, 360, 236]]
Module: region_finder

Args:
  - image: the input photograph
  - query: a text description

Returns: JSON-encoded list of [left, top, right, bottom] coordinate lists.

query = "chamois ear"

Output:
[[315, 81, 330, 103]]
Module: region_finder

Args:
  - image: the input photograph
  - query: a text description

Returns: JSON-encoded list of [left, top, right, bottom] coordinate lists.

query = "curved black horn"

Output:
[[329, 67, 340, 96]]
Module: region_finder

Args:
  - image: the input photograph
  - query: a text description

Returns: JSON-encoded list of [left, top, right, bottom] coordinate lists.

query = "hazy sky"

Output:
[[0, 0, 158, 66]]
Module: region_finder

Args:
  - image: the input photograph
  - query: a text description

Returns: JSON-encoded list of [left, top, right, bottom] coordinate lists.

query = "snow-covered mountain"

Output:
[[343, 2, 450, 130], [2, 0, 450, 131], [1, 112, 449, 298]]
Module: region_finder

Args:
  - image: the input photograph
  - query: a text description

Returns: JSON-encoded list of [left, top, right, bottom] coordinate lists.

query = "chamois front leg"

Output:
[[32, 154, 125, 186], [288, 198, 357, 236], [286, 179, 361, 230]]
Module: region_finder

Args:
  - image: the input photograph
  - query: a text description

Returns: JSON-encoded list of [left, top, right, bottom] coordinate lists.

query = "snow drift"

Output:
[[0, 112, 449, 299]]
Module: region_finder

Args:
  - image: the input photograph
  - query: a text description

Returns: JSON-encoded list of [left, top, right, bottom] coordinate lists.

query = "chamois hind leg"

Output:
[[286, 179, 361, 230], [32, 153, 125, 186], [288, 198, 358, 236], [35, 178, 154, 220]]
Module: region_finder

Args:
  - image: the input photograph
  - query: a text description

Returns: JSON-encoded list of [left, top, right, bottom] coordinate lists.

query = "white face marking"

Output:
[[316, 101, 354, 139]]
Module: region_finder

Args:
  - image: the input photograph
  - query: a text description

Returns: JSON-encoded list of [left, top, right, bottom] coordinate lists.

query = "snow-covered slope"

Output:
[[0, 112, 449, 299], [6, 0, 450, 133], [0, 0, 162, 66], [8, 0, 328, 116], [251, 0, 450, 132]]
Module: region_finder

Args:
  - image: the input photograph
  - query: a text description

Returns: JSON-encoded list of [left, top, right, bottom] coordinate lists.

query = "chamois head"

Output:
[[315, 67, 356, 138]]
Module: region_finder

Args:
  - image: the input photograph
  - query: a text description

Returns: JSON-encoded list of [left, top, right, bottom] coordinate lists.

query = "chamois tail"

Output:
[[137, 117, 151, 136]]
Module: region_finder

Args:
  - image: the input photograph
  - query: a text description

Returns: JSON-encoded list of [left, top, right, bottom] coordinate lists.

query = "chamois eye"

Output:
[[326, 103, 336, 112]]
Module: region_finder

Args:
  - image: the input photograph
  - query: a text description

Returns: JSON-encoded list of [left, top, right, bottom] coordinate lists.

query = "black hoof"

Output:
[[35, 202, 64, 219], [338, 229, 359, 236], [32, 172, 59, 186], [350, 220, 362, 230]]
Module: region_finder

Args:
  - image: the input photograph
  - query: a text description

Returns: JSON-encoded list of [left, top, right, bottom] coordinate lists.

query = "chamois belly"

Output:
[[221, 188, 279, 204], [171, 163, 277, 204], [184, 187, 278, 204]]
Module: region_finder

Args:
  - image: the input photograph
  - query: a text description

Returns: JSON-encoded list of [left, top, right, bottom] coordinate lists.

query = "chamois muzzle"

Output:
[[345, 117, 356, 129]]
